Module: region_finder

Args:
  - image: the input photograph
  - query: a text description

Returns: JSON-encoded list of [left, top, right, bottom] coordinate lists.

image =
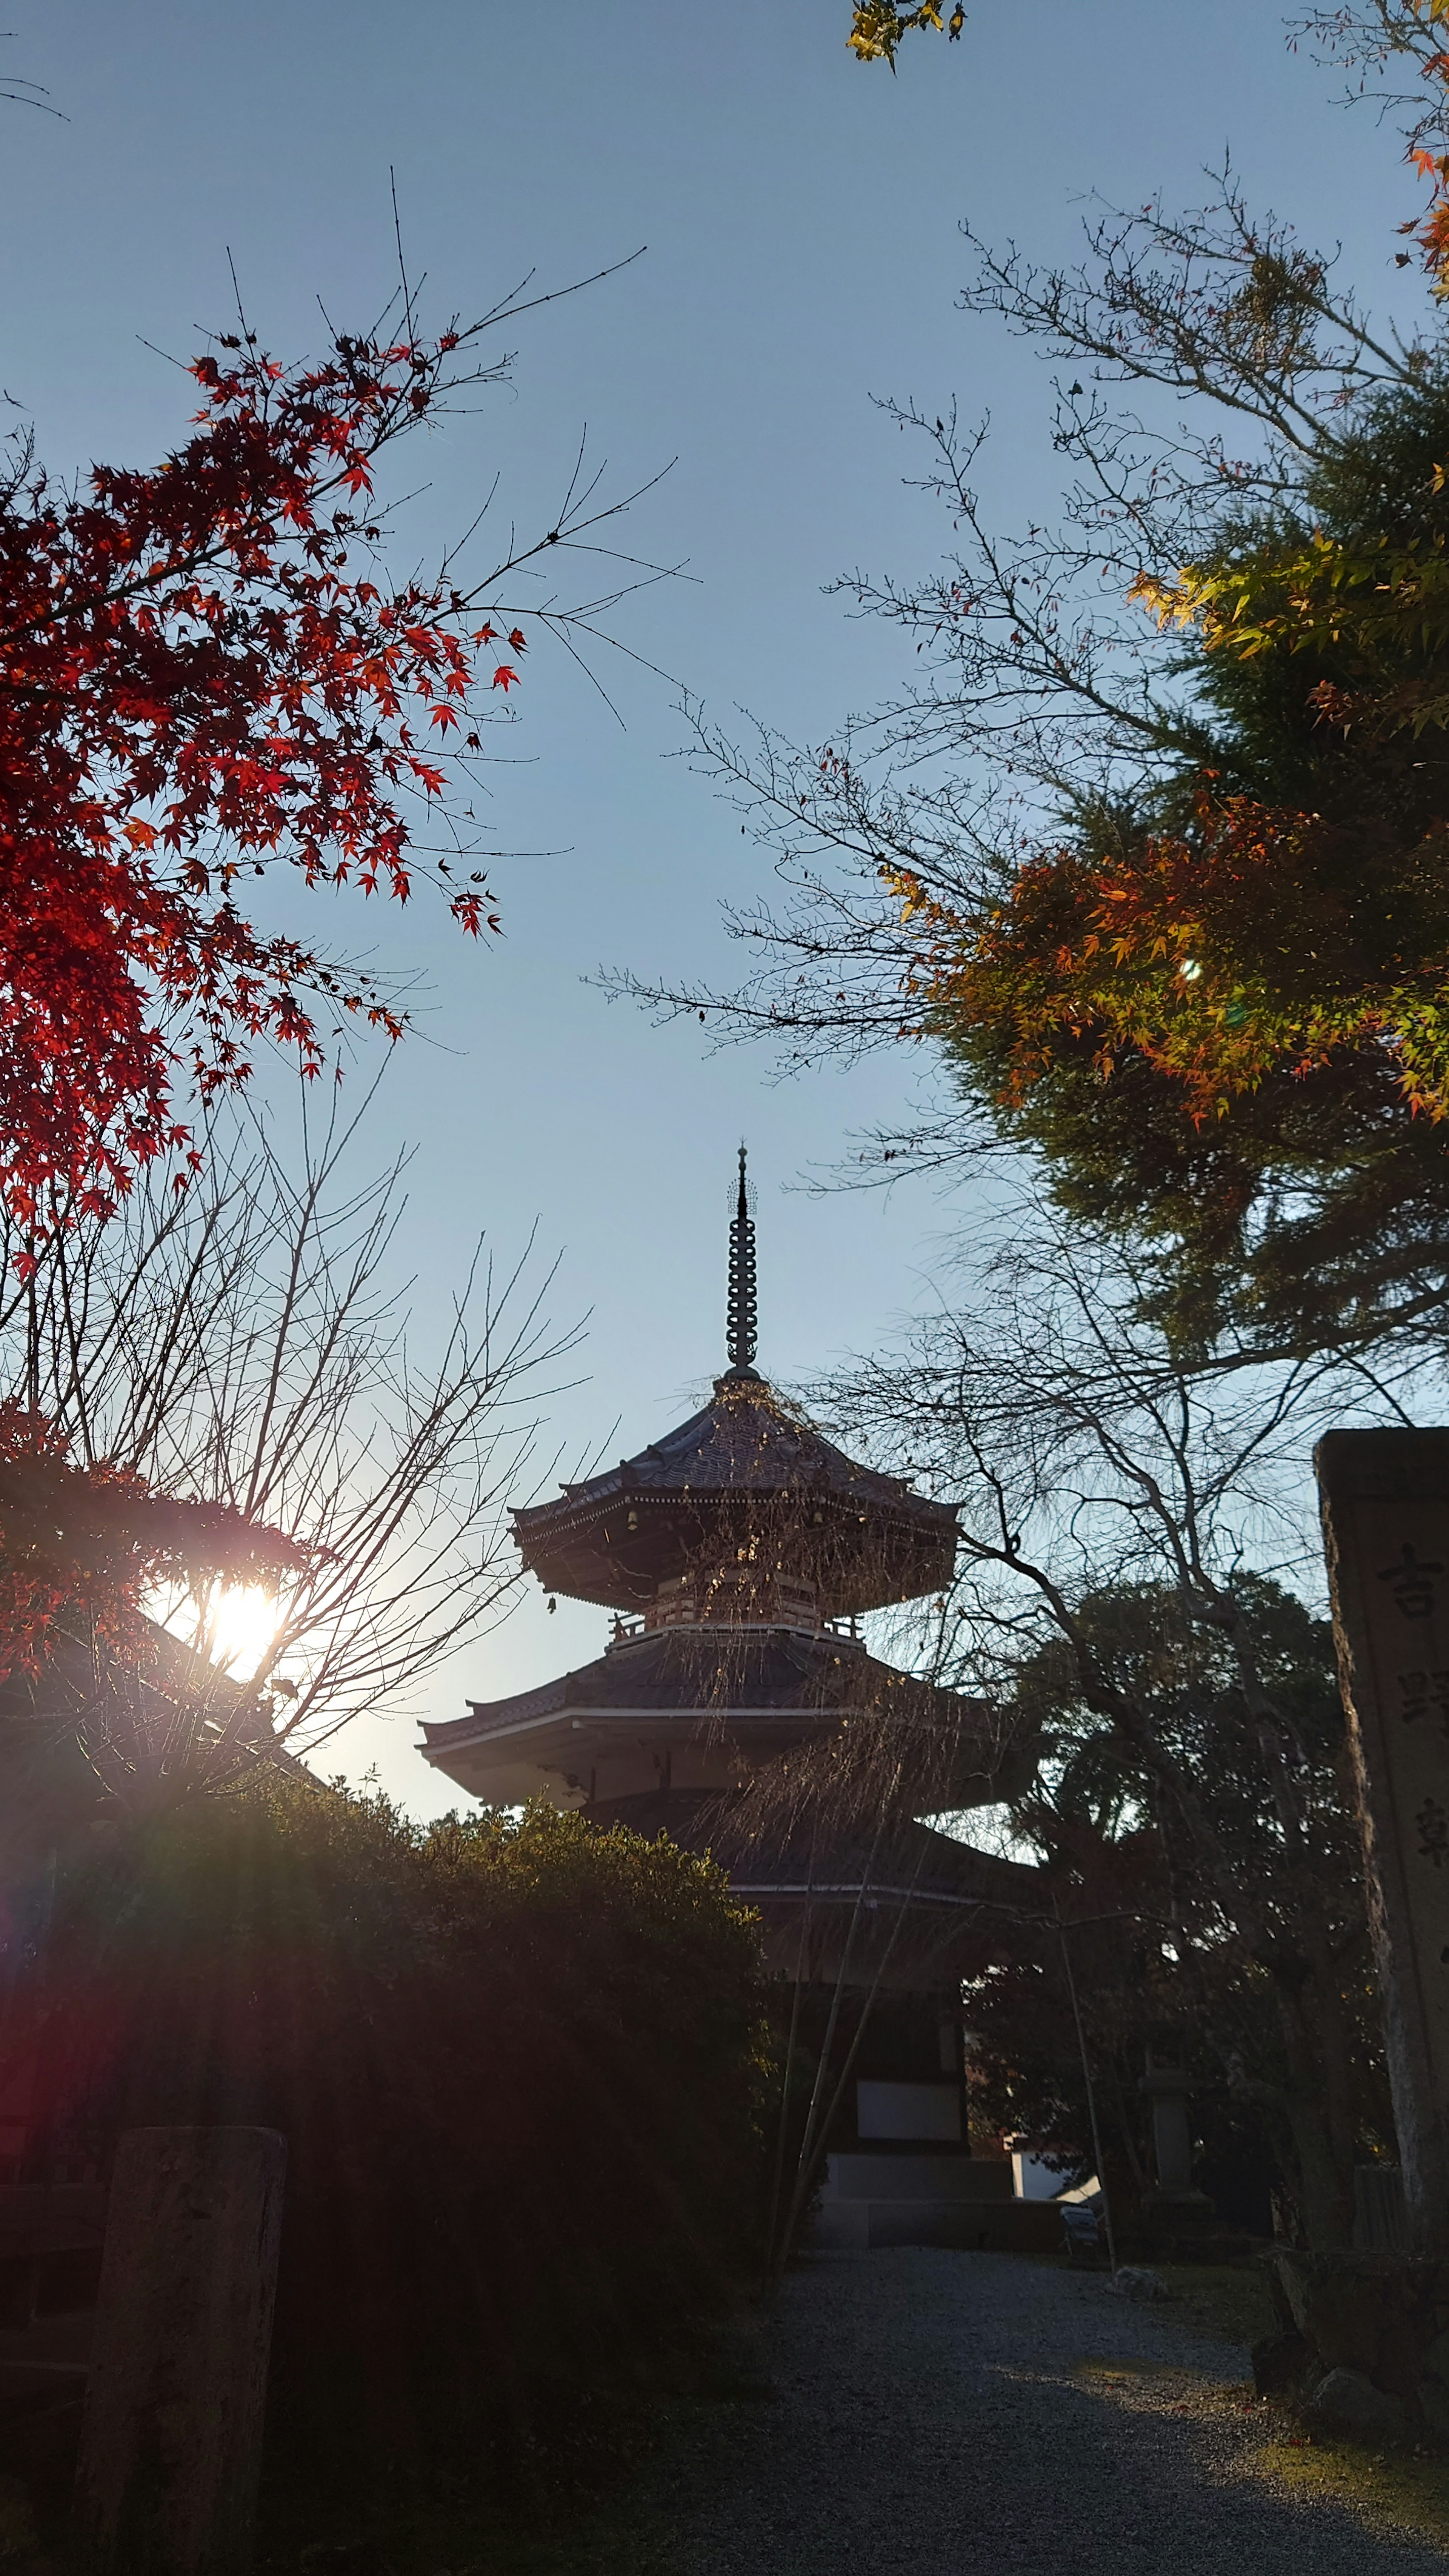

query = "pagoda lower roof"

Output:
[[512, 1375, 958, 1615], [518, 1786, 1044, 1987], [586, 1787, 1042, 1916], [421, 1621, 1032, 1812]]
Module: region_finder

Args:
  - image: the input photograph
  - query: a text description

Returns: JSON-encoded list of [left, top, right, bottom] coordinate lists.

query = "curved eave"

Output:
[[422, 1623, 1035, 1816], [511, 1488, 958, 1615]]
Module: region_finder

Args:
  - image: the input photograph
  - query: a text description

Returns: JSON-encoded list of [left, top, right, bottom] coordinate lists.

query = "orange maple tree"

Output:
[[632, 7, 1449, 1349], [0, 312, 554, 1241], [931, 12, 1449, 1133]]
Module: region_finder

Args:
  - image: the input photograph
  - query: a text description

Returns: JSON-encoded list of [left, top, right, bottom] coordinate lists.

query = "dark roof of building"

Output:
[[0, 1616, 309, 1855], [512, 1376, 958, 1615]]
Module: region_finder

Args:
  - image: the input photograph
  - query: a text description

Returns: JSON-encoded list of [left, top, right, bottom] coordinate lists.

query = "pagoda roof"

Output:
[[421, 1621, 1030, 1812], [525, 1787, 1043, 1985], [430, 1622, 934, 1735], [512, 1374, 958, 1616], [588, 1788, 1041, 1916]]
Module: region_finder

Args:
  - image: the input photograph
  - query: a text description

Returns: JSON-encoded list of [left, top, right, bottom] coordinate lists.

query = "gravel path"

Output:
[[641, 2247, 1449, 2573]]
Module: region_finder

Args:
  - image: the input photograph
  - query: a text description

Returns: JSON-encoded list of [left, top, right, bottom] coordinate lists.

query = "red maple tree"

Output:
[[0, 1398, 309, 1684], [0, 281, 634, 1242]]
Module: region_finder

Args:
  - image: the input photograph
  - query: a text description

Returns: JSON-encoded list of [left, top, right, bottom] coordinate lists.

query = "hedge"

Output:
[[18, 1779, 768, 2472]]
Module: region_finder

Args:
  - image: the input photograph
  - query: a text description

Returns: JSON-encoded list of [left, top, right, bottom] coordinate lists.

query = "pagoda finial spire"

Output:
[[726, 1144, 759, 1378]]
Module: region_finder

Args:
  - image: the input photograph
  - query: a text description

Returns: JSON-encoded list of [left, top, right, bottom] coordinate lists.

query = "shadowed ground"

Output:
[[638, 2247, 1449, 2573]]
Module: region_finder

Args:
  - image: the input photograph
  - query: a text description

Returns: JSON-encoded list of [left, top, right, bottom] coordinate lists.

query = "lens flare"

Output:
[[207, 1584, 281, 1682]]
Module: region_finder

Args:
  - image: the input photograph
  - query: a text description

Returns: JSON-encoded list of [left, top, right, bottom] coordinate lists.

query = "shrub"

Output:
[[21, 1779, 768, 2470]]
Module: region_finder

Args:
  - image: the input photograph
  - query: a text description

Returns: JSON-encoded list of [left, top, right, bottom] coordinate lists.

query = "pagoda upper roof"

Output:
[[512, 1373, 958, 1615]]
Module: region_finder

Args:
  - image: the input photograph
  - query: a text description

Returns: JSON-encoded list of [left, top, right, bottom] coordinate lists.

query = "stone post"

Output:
[[1139, 2059, 1211, 2209], [72, 2126, 286, 2576], [1317, 1428, 1449, 2256]]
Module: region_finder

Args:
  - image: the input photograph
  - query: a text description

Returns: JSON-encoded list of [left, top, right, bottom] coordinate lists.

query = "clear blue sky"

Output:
[[0, 3, 1416, 1809]]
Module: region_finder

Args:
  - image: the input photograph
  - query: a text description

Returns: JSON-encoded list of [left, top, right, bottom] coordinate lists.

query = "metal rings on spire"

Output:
[[726, 1145, 758, 1375]]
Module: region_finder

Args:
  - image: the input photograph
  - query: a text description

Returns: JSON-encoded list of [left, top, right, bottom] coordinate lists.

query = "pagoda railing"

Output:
[[605, 1611, 860, 1650]]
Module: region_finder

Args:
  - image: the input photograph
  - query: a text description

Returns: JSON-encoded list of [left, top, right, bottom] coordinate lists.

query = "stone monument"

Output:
[[1140, 2056, 1211, 2213], [1317, 1428, 1449, 2257], [72, 2125, 286, 2576]]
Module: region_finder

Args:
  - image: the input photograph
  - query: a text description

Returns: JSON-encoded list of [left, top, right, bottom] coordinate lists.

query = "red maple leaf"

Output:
[[0, 315, 528, 1239], [0, 1399, 308, 1684]]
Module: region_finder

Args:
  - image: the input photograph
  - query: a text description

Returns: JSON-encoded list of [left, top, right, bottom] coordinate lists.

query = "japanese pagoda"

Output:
[[423, 1155, 1020, 1808], [423, 1157, 1043, 2248]]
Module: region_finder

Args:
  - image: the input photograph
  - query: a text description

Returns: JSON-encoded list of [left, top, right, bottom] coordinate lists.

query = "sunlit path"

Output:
[[642, 2250, 1448, 2575]]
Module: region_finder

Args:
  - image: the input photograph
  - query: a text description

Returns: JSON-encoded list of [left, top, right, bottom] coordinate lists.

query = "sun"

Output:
[[206, 1584, 282, 1683]]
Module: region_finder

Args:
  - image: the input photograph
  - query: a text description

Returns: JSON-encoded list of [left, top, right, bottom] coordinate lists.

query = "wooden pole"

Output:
[[762, 1876, 812, 2295], [73, 2126, 286, 2576], [1056, 1910, 1118, 2276], [1317, 1428, 1449, 2256]]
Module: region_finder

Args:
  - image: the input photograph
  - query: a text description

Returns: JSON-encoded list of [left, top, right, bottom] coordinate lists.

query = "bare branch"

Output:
[[0, 1080, 581, 1791]]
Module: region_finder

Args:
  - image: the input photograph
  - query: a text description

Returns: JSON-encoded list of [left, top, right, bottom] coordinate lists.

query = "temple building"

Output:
[[423, 1156, 1049, 2250]]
